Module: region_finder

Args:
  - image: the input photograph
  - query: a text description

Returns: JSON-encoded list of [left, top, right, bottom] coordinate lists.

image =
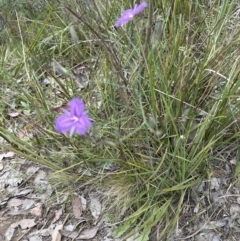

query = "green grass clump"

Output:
[[0, 0, 240, 240]]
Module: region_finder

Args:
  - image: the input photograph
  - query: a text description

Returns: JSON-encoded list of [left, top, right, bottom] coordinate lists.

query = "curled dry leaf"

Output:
[[16, 188, 33, 196], [59, 230, 79, 239], [77, 226, 99, 240], [52, 224, 63, 241], [52, 214, 69, 241]]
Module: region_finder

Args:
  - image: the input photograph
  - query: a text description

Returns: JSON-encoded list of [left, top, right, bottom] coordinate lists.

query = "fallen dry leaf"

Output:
[[22, 199, 35, 210], [4, 151, 15, 158], [51, 208, 63, 224], [80, 196, 87, 211], [59, 230, 79, 239], [77, 226, 99, 240], [72, 194, 82, 219], [0, 151, 15, 161], [5, 177, 23, 187], [8, 112, 20, 117], [52, 224, 63, 241], [34, 170, 47, 183], [31, 203, 43, 217], [4, 226, 15, 241], [28, 235, 44, 241], [17, 130, 26, 138], [7, 210, 29, 215], [16, 188, 33, 196], [89, 194, 101, 219], [26, 166, 40, 175], [7, 198, 24, 207], [23, 110, 31, 116], [11, 218, 36, 229], [230, 203, 240, 215], [64, 224, 75, 231], [27, 224, 56, 237], [59, 220, 85, 238], [52, 214, 69, 241], [210, 177, 220, 190]]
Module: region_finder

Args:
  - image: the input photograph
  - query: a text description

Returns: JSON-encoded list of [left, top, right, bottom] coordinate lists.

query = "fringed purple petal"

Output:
[[69, 98, 85, 117], [115, 10, 134, 27], [69, 125, 76, 137], [75, 114, 92, 135], [115, 1, 147, 27], [132, 1, 147, 15], [54, 114, 75, 133]]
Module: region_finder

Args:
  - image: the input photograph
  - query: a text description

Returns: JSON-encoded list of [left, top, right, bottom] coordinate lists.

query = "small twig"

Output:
[[62, 213, 69, 225], [17, 225, 36, 241], [72, 225, 85, 241]]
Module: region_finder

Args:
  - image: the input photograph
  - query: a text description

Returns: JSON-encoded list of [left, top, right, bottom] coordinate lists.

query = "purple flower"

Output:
[[115, 1, 147, 28], [54, 98, 92, 137]]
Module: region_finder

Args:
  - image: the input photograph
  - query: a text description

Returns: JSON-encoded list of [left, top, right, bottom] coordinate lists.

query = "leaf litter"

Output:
[[0, 148, 116, 241], [2, 115, 240, 241]]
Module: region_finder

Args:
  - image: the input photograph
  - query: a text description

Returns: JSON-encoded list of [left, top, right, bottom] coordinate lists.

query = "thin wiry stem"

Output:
[[57, 0, 129, 89], [143, 0, 153, 60], [135, 0, 154, 77]]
